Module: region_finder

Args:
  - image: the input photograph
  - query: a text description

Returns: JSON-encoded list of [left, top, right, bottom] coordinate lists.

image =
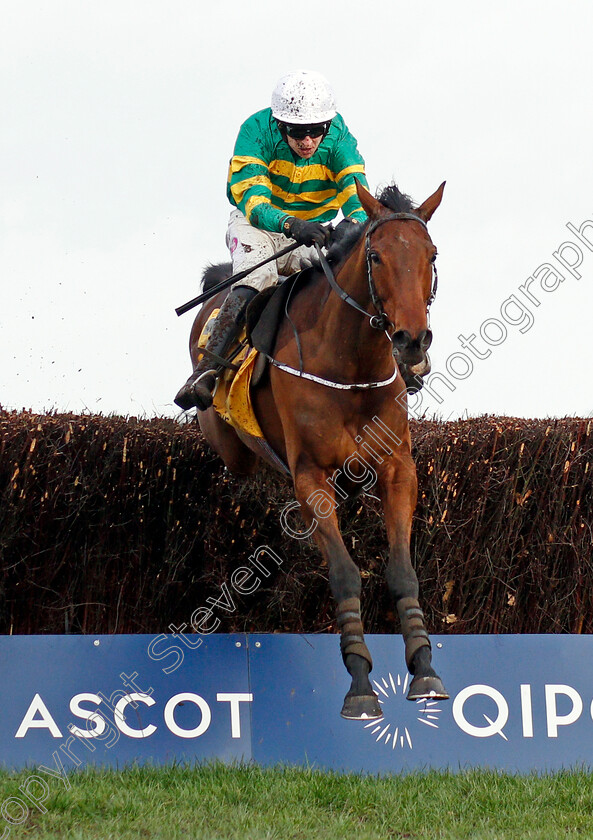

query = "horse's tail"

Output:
[[202, 262, 233, 292]]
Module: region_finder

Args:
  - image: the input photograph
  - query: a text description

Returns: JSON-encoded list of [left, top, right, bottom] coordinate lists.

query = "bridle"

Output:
[[264, 213, 439, 391], [316, 212, 439, 335]]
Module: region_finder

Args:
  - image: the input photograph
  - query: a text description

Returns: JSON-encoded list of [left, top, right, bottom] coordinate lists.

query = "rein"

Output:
[[265, 212, 438, 392]]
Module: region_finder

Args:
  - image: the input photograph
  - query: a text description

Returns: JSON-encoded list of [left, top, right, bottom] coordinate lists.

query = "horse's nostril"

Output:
[[391, 330, 411, 351], [419, 329, 433, 350]]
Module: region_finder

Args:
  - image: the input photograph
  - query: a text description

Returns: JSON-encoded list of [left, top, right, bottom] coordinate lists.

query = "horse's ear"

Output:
[[355, 179, 387, 220], [415, 181, 446, 222]]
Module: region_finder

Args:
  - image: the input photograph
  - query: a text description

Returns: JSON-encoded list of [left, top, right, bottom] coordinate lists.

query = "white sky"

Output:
[[1, 0, 592, 420]]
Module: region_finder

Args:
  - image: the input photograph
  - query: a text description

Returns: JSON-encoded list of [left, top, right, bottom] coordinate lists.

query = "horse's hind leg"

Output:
[[379, 457, 449, 701], [293, 468, 382, 720], [198, 409, 260, 475]]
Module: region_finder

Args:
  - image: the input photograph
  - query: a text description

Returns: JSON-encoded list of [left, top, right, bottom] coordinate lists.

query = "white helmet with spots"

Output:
[[271, 70, 337, 124]]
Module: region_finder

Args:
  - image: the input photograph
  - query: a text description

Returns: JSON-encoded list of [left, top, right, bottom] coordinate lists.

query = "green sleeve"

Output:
[[226, 111, 288, 233], [330, 120, 369, 222]]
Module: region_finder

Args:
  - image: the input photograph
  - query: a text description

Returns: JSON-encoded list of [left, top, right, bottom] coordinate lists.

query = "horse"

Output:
[[186, 180, 448, 718]]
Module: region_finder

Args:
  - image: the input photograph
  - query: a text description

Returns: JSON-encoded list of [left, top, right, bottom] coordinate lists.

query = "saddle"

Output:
[[204, 268, 314, 438], [245, 269, 311, 384]]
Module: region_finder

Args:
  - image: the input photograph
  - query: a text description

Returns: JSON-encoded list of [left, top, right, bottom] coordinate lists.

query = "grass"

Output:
[[1, 763, 593, 839]]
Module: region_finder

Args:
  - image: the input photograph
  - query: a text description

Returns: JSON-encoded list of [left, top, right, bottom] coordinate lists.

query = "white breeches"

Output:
[[226, 209, 318, 291]]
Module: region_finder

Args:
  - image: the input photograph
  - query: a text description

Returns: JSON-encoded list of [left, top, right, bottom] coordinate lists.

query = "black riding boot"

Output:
[[174, 285, 258, 411]]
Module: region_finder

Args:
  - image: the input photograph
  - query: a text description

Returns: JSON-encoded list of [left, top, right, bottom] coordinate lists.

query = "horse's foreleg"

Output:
[[293, 469, 382, 720], [379, 458, 449, 701]]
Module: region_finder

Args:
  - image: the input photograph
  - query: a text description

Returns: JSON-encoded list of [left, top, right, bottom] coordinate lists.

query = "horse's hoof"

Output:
[[340, 694, 383, 720], [407, 675, 449, 701]]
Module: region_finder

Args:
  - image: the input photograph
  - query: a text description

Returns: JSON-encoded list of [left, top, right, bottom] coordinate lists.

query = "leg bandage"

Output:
[[397, 597, 431, 670], [336, 597, 373, 670]]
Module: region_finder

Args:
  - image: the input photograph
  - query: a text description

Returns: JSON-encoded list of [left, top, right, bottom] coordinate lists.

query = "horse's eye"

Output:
[[370, 251, 381, 265], [430, 252, 437, 264]]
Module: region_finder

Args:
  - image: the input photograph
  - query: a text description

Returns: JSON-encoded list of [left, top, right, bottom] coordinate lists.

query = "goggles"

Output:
[[280, 121, 330, 140]]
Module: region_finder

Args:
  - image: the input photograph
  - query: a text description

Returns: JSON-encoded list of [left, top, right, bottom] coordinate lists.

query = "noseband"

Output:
[[317, 212, 438, 334]]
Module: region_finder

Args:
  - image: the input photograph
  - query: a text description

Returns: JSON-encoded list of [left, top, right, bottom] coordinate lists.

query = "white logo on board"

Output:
[[362, 672, 443, 750]]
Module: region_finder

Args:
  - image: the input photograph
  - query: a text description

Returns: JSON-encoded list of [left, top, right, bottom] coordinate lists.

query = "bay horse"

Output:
[[187, 180, 448, 718]]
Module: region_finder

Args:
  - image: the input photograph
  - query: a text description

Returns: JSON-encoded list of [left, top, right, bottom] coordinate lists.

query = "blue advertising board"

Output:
[[1, 633, 593, 774], [0, 634, 252, 770], [250, 633, 593, 773]]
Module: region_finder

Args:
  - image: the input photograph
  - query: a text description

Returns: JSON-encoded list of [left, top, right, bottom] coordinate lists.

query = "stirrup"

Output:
[[194, 368, 218, 387]]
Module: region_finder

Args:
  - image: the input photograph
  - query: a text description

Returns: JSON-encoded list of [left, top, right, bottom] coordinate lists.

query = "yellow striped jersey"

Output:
[[227, 108, 368, 232]]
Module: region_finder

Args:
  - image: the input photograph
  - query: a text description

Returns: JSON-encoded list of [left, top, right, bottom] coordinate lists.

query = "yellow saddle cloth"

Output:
[[199, 308, 264, 439]]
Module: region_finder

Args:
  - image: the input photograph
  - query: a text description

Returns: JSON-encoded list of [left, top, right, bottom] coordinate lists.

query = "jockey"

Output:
[[175, 69, 369, 411]]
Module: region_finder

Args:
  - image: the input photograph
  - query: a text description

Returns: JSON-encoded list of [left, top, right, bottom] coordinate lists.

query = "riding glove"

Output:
[[282, 216, 329, 248], [329, 217, 361, 248]]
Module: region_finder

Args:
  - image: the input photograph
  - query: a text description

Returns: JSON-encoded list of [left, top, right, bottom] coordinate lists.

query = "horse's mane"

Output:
[[377, 183, 415, 214], [325, 182, 416, 266]]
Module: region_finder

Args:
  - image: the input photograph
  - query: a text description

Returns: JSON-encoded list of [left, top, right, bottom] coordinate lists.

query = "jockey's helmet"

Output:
[[271, 70, 337, 124]]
